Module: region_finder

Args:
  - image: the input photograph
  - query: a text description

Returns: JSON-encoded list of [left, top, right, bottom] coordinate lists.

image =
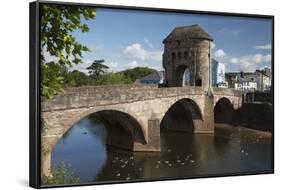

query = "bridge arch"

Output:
[[214, 97, 234, 124], [41, 107, 148, 176], [70, 108, 147, 150], [160, 98, 203, 133], [42, 106, 148, 153]]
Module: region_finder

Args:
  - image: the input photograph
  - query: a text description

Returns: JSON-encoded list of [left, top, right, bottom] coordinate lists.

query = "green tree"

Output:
[[118, 67, 156, 82], [99, 72, 130, 85], [41, 62, 64, 98], [64, 70, 90, 87], [87, 59, 108, 82], [40, 4, 96, 98]]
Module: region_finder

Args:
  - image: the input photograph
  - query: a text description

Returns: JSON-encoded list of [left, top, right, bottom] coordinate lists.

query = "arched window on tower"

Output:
[[184, 51, 188, 60], [172, 52, 175, 63], [178, 52, 182, 60], [195, 78, 202, 86]]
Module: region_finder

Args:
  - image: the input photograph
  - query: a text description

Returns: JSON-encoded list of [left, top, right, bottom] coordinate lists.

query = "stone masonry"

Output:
[[40, 25, 243, 177], [41, 84, 243, 176], [163, 24, 213, 88]]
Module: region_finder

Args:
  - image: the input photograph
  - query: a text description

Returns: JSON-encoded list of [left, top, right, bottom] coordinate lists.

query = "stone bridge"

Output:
[[41, 84, 243, 176]]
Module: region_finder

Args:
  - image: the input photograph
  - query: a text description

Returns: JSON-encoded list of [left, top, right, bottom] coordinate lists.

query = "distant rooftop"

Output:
[[226, 70, 270, 77], [139, 71, 165, 81], [163, 24, 213, 43]]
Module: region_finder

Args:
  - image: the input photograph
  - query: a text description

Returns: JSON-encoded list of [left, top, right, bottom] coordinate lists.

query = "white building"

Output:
[[255, 70, 271, 91], [225, 69, 271, 92], [212, 59, 225, 87], [234, 77, 257, 91]]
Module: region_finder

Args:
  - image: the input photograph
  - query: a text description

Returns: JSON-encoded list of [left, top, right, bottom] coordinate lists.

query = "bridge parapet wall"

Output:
[[213, 88, 243, 96], [213, 88, 244, 109], [61, 84, 158, 94], [40, 85, 244, 177], [41, 85, 206, 112]]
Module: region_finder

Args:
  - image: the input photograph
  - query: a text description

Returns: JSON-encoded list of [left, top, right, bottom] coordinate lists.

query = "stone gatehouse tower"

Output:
[[163, 24, 213, 90]]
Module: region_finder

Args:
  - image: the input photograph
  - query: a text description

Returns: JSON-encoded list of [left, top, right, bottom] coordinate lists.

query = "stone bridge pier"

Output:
[[40, 85, 243, 176]]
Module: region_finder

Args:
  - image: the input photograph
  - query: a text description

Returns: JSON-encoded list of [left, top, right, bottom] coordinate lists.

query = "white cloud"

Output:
[[71, 59, 92, 74], [123, 43, 146, 60], [229, 57, 238, 64], [107, 62, 119, 69], [144, 38, 154, 48], [259, 65, 271, 70], [229, 54, 271, 72], [123, 43, 162, 61], [254, 44, 271, 50], [214, 49, 226, 59], [263, 54, 272, 62], [104, 60, 137, 72], [127, 60, 138, 68]]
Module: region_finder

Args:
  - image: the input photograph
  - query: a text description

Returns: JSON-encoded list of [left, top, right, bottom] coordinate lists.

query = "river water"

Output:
[[52, 116, 272, 184]]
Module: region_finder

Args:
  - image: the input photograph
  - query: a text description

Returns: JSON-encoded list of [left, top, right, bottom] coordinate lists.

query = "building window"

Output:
[[172, 52, 175, 62], [184, 51, 188, 60], [178, 52, 182, 60], [195, 78, 202, 86]]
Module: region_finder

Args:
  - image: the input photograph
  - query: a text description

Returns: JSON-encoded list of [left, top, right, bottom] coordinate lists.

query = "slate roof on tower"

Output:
[[163, 24, 213, 43]]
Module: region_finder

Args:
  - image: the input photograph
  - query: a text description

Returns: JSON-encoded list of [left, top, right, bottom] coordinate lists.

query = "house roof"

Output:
[[225, 72, 239, 77], [226, 71, 270, 78], [255, 70, 270, 77], [140, 71, 165, 81], [163, 24, 213, 43], [237, 78, 251, 83]]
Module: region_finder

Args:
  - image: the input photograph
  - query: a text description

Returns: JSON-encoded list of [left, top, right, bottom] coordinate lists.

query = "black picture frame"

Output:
[[30, 1, 274, 188]]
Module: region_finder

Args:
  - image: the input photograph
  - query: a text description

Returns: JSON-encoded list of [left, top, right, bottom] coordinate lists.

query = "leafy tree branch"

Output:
[[40, 4, 96, 98]]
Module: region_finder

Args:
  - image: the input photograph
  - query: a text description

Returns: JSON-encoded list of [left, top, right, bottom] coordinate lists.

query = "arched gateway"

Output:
[[162, 24, 213, 89]]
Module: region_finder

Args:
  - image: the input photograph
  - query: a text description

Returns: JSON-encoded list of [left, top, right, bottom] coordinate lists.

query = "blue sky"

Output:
[[66, 8, 272, 73]]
